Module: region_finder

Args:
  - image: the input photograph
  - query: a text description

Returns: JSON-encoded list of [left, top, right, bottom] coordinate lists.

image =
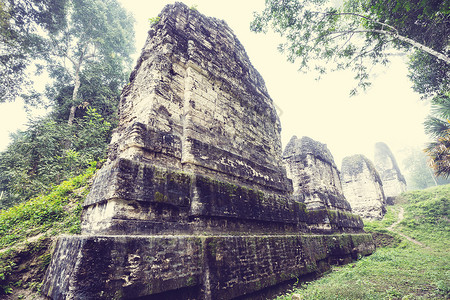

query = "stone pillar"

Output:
[[341, 154, 387, 220], [374, 142, 407, 204], [42, 4, 374, 299]]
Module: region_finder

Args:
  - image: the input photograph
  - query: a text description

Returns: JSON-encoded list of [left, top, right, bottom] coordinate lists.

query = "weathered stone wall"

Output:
[[341, 154, 387, 220], [109, 1, 288, 191], [283, 136, 352, 212], [374, 142, 407, 204], [81, 158, 306, 236], [42, 3, 374, 299], [42, 234, 374, 300]]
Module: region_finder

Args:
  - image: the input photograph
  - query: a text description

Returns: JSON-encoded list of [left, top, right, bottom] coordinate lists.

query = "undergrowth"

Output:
[[0, 161, 97, 249], [0, 162, 97, 296], [277, 184, 450, 300]]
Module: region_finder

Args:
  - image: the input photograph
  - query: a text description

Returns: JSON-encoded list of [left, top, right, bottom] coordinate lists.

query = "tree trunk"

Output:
[[67, 59, 82, 126], [64, 54, 84, 149], [67, 105, 77, 126]]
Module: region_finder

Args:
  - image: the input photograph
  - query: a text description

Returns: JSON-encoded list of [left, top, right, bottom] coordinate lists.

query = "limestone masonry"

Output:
[[341, 154, 387, 220], [283, 136, 352, 212], [374, 142, 407, 204], [42, 3, 374, 299]]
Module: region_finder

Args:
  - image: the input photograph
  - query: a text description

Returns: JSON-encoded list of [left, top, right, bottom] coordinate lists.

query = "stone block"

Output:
[[283, 136, 352, 212]]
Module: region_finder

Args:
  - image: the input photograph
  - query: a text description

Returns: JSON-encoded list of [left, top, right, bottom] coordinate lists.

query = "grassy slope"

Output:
[[0, 163, 97, 298], [277, 184, 450, 300]]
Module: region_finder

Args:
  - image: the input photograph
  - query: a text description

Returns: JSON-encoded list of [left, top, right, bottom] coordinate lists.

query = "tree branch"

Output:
[[319, 28, 449, 64], [309, 10, 449, 64], [360, 29, 449, 64], [330, 12, 398, 34]]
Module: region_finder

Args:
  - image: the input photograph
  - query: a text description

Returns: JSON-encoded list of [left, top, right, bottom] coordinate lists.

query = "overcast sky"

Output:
[[0, 0, 431, 167]]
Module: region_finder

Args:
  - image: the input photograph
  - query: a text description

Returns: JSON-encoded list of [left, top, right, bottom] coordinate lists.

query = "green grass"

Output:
[[0, 161, 97, 250], [277, 184, 450, 300], [396, 184, 449, 250], [363, 205, 399, 232], [278, 246, 448, 299]]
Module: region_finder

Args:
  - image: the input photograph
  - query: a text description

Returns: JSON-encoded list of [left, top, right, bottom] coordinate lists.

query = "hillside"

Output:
[[278, 184, 450, 300], [0, 163, 97, 299]]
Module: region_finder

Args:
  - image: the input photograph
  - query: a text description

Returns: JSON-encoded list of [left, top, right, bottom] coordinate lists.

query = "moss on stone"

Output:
[[186, 276, 197, 286], [154, 191, 168, 203], [207, 238, 218, 258]]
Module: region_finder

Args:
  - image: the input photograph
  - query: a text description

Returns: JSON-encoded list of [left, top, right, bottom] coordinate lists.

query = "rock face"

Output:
[[341, 154, 387, 220], [42, 3, 374, 299], [374, 142, 407, 204]]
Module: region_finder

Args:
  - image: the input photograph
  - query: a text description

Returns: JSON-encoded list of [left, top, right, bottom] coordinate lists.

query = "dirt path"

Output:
[[387, 207, 404, 231], [387, 207, 431, 249]]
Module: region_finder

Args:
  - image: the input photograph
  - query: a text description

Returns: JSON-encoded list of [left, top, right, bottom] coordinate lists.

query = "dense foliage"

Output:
[[425, 129, 450, 179], [0, 109, 110, 208], [401, 146, 450, 190], [423, 96, 450, 178], [0, 0, 68, 102], [44, 0, 135, 125], [0, 162, 96, 295], [251, 0, 449, 92], [0, 162, 96, 248], [0, 0, 135, 209]]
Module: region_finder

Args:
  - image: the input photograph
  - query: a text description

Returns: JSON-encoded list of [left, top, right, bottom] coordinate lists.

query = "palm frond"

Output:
[[425, 129, 450, 178], [424, 116, 450, 138]]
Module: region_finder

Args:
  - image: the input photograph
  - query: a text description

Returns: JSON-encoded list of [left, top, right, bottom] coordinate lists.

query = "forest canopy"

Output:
[[0, 0, 135, 208]]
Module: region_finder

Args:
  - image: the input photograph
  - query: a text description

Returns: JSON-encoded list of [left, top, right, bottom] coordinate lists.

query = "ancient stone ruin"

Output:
[[374, 142, 407, 204], [341, 154, 387, 220], [283, 136, 358, 231], [42, 3, 374, 299]]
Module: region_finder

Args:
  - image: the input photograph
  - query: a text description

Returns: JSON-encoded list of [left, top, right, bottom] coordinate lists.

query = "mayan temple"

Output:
[[283, 136, 360, 232], [374, 142, 407, 204], [341, 154, 387, 220], [42, 3, 374, 299]]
